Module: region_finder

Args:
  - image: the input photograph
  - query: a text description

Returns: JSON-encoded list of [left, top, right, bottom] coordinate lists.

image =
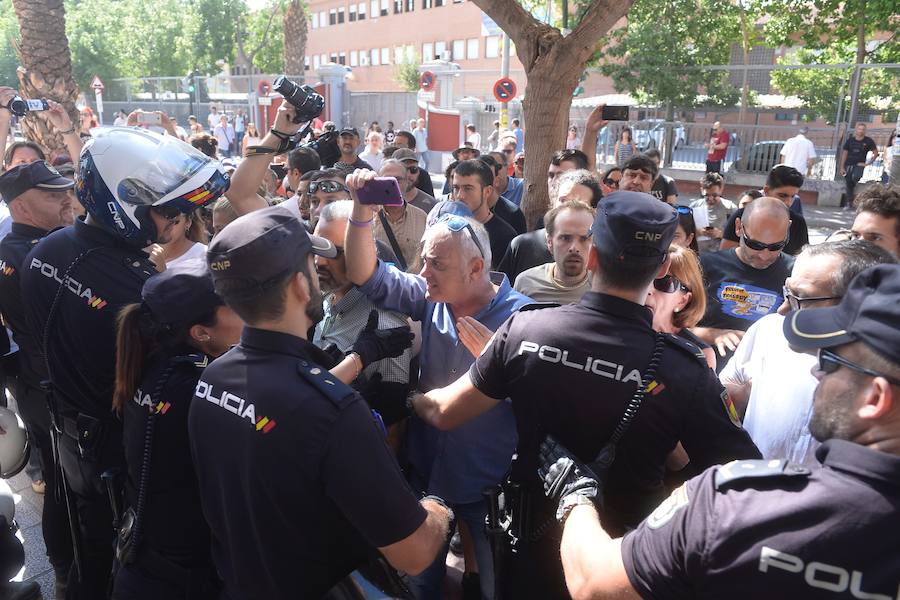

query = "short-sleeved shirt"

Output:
[[622, 440, 900, 599], [842, 135, 877, 166], [698, 249, 792, 334], [780, 134, 816, 174], [358, 260, 532, 503], [21, 220, 156, 417], [513, 263, 590, 304], [189, 327, 425, 599], [707, 130, 730, 161], [469, 292, 760, 532], [650, 175, 678, 204], [691, 197, 737, 254], [722, 207, 809, 256]]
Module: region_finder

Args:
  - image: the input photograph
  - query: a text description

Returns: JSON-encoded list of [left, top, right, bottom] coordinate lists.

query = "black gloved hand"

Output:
[[538, 436, 601, 523], [350, 310, 414, 368]]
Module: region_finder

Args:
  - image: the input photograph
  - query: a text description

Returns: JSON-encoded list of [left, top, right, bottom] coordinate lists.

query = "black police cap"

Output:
[[0, 160, 73, 203], [207, 205, 336, 298], [592, 191, 678, 266], [142, 260, 223, 326], [783, 264, 900, 362]]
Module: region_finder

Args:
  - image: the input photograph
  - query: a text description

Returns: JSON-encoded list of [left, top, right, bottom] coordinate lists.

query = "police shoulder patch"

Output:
[[714, 459, 810, 491], [646, 483, 690, 529], [517, 301, 560, 312], [296, 360, 357, 408], [661, 332, 706, 366]]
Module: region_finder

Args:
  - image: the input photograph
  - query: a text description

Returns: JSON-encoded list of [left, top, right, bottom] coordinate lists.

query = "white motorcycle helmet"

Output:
[[77, 127, 230, 248], [0, 407, 28, 479]]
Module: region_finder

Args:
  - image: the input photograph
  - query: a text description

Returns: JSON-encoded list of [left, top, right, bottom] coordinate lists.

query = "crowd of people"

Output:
[[0, 83, 898, 600]]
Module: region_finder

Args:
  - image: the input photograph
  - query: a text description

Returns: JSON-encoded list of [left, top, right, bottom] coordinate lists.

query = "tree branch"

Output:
[[248, 4, 282, 61], [470, 0, 541, 59], [566, 0, 635, 60]]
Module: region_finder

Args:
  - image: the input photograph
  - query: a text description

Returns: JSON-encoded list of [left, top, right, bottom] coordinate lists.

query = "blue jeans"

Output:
[[408, 499, 494, 600]]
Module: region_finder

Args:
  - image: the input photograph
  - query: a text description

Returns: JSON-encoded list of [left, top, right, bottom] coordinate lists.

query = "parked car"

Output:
[[730, 140, 784, 173], [633, 120, 686, 151]]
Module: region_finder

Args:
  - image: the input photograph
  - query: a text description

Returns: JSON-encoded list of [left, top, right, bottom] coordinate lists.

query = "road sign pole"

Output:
[[500, 34, 510, 130], [94, 89, 104, 125]]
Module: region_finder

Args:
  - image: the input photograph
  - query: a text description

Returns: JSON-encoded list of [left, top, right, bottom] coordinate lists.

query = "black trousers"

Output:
[[56, 417, 124, 599], [15, 383, 73, 573], [843, 164, 865, 207], [705, 159, 723, 174]]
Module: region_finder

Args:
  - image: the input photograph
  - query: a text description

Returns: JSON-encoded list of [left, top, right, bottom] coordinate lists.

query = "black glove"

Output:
[[350, 310, 414, 368], [538, 436, 602, 523]]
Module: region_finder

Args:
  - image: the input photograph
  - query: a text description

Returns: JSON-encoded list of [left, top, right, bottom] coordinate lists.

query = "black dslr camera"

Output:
[[273, 76, 324, 124]]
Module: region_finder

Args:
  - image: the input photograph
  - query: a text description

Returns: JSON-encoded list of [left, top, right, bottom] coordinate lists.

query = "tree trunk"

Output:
[[284, 0, 308, 80], [12, 0, 79, 155]]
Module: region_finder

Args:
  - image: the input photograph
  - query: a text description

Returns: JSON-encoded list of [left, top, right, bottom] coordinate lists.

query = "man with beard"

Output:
[[191, 205, 453, 599], [514, 200, 594, 304], [335, 127, 374, 171], [548, 263, 900, 600], [313, 200, 414, 426]]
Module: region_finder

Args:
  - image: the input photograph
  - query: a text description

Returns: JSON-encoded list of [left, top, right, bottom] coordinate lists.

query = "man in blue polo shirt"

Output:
[[344, 168, 532, 599]]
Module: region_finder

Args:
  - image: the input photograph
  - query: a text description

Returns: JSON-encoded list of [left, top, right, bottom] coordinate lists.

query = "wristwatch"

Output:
[[557, 494, 597, 524]]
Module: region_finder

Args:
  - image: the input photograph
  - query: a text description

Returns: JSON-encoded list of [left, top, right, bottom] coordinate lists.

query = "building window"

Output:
[[319, 10, 326, 26], [329, 8, 337, 24], [395, 47, 404, 63], [320, 53, 327, 65], [466, 38, 479, 59], [774, 112, 793, 121], [422, 42, 434, 61], [358, 2, 366, 18], [452, 39, 465, 60], [339, 7, 346, 22], [339, 52, 346, 65], [349, 5, 356, 21], [422, 0, 433, 8], [435, 41, 447, 59], [435, 0, 444, 5], [406, 0, 414, 10], [350, 51, 359, 66], [370, 0, 378, 17], [304, 57, 310, 71], [313, 55, 321, 69], [485, 35, 500, 58], [329, 53, 337, 63], [311, 12, 318, 28], [394, 0, 402, 13], [380, 0, 389, 16], [371, 49, 380, 65], [381, 47, 390, 64]]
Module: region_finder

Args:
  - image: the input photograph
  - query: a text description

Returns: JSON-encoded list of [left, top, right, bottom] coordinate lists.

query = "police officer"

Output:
[[546, 262, 900, 599], [110, 263, 242, 599], [20, 128, 228, 598], [411, 191, 761, 598], [191, 205, 454, 599], [0, 161, 74, 593]]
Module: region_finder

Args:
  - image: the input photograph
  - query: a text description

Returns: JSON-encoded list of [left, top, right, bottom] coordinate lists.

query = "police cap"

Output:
[[207, 205, 336, 298], [0, 161, 73, 203], [142, 260, 224, 326], [592, 191, 678, 265], [784, 263, 900, 361]]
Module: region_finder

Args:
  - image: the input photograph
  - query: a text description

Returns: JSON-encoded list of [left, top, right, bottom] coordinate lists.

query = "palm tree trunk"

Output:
[[284, 0, 308, 81], [12, 0, 79, 155]]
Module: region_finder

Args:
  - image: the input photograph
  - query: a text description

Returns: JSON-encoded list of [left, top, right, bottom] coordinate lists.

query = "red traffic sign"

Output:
[[493, 77, 516, 103], [257, 79, 272, 96], [420, 71, 436, 92], [90, 75, 104, 91]]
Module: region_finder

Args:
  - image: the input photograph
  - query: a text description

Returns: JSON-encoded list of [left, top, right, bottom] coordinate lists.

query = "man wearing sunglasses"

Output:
[[693, 197, 794, 367], [408, 191, 759, 597], [720, 240, 895, 466], [389, 148, 437, 213], [543, 263, 900, 600]]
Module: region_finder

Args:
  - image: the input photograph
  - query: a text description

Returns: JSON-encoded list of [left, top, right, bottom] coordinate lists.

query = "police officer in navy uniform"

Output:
[[411, 191, 761, 598], [20, 129, 228, 598], [0, 161, 74, 593], [110, 262, 244, 599], [543, 262, 900, 599], [191, 205, 454, 600]]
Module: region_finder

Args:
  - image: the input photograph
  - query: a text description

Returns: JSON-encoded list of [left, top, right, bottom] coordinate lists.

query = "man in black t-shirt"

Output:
[[838, 123, 878, 208], [721, 165, 809, 255], [646, 149, 678, 204], [693, 197, 794, 369], [450, 159, 517, 268]]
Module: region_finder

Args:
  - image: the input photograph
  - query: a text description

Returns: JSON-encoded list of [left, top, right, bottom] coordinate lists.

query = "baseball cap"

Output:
[[392, 148, 418, 163], [339, 127, 360, 138], [142, 259, 223, 326], [0, 161, 74, 203], [207, 205, 337, 298], [783, 264, 900, 361], [591, 191, 677, 265], [426, 200, 474, 228], [452, 145, 480, 160]]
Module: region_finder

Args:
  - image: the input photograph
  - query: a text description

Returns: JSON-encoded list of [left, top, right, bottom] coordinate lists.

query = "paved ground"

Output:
[[2, 189, 853, 599]]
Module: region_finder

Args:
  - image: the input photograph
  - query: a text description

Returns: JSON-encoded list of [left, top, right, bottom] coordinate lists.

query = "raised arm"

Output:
[[580, 105, 607, 172], [225, 103, 305, 216], [343, 169, 380, 286]]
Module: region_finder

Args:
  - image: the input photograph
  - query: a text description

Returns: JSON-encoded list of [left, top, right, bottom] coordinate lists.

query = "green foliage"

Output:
[[596, 0, 746, 110], [0, 0, 19, 88], [394, 52, 421, 93], [245, 5, 285, 74], [763, 0, 899, 123]]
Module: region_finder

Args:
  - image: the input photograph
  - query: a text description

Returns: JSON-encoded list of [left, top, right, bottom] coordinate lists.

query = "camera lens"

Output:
[[8, 97, 28, 118], [273, 76, 324, 124]]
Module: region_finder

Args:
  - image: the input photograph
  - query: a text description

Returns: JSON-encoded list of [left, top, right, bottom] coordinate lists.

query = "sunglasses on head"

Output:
[[439, 215, 485, 259], [817, 348, 900, 386], [742, 231, 788, 252], [781, 286, 838, 312], [675, 205, 693, 215], [309, 180, 350, 195], [653, 274, 690, 294]]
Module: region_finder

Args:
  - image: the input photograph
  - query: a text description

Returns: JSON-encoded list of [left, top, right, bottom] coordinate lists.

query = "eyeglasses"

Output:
[[742, 231, 788, 252], [440, 215, 485, 259], [782, 286, 838, 312], [406, 165, 420, 175], [653, 274, 690, 294], [675, 205, 693, 215], [817, 348, 900, 386], [308, 180, 350, 195]]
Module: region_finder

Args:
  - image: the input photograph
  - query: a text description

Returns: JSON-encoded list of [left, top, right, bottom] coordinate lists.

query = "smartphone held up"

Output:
[[356, 177, 404, 207]]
